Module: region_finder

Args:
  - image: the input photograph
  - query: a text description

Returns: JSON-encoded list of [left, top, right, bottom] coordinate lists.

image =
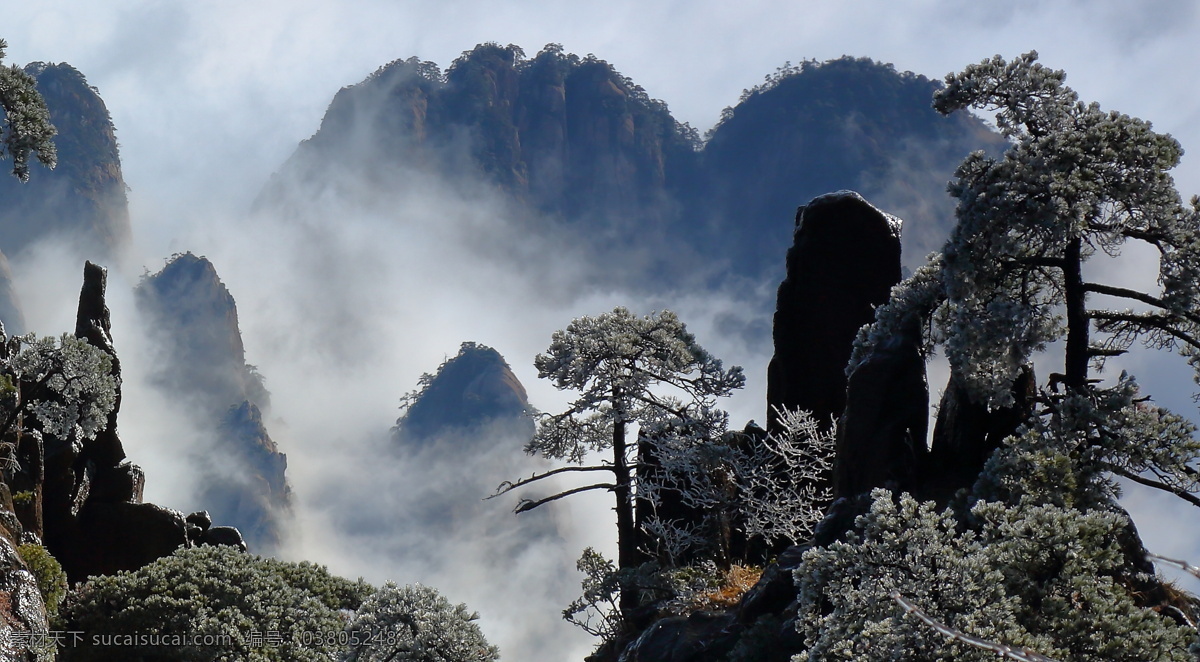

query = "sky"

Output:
[[4, 1, 1200, 659]]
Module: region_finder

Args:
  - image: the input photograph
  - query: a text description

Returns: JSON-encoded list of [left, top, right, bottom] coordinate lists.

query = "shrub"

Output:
[[17, 543, 67, 617], [59, 545, 373, 661], [342, 582, 499, 662]]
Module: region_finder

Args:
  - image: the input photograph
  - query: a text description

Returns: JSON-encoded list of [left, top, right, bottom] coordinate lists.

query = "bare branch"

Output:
[[1089, 311, 1200, 350], [1147, 552, 1200, 582], [891, 592, 1062, 662], [1085, 283, 1200, 327], [487, 465, 615, 500], [1109, 466, 1200, 509], [514, 483, 617, 513]]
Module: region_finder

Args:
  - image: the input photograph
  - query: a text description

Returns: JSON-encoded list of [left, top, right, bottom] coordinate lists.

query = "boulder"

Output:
[[200, 526, 247, 552], [67, 503, 188, 581]]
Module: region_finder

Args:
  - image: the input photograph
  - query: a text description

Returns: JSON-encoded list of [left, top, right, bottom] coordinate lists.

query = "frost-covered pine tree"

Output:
[[0, 331, 118, 468], [797, 52, 1200, 661], [0, 38, 56, 182], [491, 306, 744, 615]]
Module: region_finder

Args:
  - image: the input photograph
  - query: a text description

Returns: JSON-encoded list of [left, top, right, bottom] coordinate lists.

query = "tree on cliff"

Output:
[[795, 52, 1200, 660], [490, 307, 744, 615], [0, 332, 118, 468], [0, 38, 56, 181]]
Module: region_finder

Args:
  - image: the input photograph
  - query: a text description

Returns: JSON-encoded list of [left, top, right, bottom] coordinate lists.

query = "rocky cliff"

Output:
[[0, 62, 132, 262], [259, 47, 1004, 286], [136, 253, 289, 552]]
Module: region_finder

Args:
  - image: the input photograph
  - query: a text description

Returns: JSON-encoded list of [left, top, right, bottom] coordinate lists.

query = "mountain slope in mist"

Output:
[[0, 62, 132, 263], [135, 253, 290, 552], [392, 341, 533, 445], [259, 45, 1005, 284]]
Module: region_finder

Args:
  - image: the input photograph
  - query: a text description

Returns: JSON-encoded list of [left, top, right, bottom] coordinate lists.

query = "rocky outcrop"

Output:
[[0, 63, 131, 261], [136, 253, 288, 552], [924, 366, 1035, 503], [392, 341, 532, 445], [0, 531, 49, 662], [36, 262, 196, 583], [763, 192, 903, 533], [766, 192, 902, 433], [136, 253, 269, 412], [263, 43, 697, 244], [834, 311, 928, 501]]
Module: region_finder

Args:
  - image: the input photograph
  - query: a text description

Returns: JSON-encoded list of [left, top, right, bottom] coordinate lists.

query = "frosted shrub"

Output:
[[60, 545, 372, 661], [342, 583, 498, 662]]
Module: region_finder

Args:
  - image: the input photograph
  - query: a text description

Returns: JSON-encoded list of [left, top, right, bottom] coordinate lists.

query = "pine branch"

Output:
[[891, 592, 1062, 662]]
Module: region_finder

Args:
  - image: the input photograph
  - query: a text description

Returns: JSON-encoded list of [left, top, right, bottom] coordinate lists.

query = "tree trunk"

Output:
[[612, 409, 639, 616], [1063, 236, 1090, 389]]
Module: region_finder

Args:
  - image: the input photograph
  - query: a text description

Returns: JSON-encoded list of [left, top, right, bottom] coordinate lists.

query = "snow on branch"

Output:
[[891, 592, 1062, 662]]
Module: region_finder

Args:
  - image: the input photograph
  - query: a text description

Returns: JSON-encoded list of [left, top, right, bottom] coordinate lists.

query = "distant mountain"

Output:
[[136, 253, 289, 552], [694, 56, 1008, 274], [392, 341, 533, 446], [0, 62, 131, 261], [259, 45, 1005, 283]]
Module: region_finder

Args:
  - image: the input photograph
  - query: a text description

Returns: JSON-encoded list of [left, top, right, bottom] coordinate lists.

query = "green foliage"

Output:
[[794, 491, 1197, 661], [59, 545, 373, 661], [0, 38, 56, 181], [11, 489, 34, 507], [342, 583, 499, 662], [17, 543, 67, 617]]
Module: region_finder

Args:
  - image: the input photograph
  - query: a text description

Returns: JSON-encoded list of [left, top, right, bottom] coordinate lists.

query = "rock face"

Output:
[[136, 253, 289, 552], [0, 490, 49, 662], [136, 253, 269, 412], [924, 366, 1035, 503], [392, 341, 532, 445], [259, 47, 1004, 286], [766, 192, 902, 433], [834, 312, 928, 500], [0, 62, 132, 261], [38, 262, 193, 583]]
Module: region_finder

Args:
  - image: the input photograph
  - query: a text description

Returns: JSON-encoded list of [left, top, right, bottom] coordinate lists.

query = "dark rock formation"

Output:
[[392, 341, 532, 445], [39, 262, 199, 583], [75, 261, 125, 469], [766, 191, 902, 434], [833, 311, 928, 500], [67, 502, 188, 578], [136, 253, 288, 552], [0, 62, 132, 261], [200, 526, 247, 551], [924, 366, 1036, 503]]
